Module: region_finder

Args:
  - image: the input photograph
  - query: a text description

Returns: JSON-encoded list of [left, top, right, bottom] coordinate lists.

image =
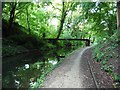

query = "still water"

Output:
[[2, 47, 78, 89]]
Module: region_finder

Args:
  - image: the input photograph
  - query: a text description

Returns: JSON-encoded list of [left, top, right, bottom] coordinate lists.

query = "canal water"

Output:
[[2, 47, 78, 89]]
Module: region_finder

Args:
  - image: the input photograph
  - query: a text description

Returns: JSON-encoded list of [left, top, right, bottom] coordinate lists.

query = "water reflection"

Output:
[[2, 47, 78, 89]]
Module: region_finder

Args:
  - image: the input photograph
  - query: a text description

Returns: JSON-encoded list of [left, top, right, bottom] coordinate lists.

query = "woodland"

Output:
[[2, 1, 120, 89]]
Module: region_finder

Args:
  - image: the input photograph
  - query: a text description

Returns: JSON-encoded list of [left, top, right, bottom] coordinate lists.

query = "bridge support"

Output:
[[85, 40, 90, 46]]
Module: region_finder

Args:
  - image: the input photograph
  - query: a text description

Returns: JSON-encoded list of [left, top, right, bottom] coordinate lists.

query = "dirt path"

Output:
[[43, 46, 96, 88]]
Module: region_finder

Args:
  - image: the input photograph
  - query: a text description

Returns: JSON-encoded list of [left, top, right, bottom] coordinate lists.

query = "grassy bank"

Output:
[[93, 30, 120, 88]]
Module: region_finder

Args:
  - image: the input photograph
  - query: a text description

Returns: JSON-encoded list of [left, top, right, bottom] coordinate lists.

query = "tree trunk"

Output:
[[56, 2, 67, 40], [26, 7, 31, 34], [117, 1, 120, 29], [9, 2, 17, 30]]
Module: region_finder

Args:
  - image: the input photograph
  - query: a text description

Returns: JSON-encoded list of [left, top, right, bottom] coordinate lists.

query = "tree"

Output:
[[117, 1, 120, 29], [26, 7, 31, 34], [56, 2, 79, 40], [56, 2, 66, 40], [77, 2, 116, 39], [9, 2, 17, 29]]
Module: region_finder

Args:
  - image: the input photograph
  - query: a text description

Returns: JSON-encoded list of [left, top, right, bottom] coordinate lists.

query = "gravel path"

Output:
[[43, 46, 96, 88]]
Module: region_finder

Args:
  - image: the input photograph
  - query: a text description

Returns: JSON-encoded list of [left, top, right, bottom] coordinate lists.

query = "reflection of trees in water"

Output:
[[3, 47, 77, 88]]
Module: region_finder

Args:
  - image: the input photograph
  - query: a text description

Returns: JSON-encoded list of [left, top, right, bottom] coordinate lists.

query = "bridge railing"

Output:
[[43, 38, 90, 46]]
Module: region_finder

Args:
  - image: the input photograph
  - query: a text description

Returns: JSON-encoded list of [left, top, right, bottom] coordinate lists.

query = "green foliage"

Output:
[[3, 45, 17, 57], [2, 2, 117, 46], [2, 39, 28, 57], [112, 73, 120, 82], [74, 2, 117, 41], [96, 52, 104, 62], [93, 29, 120, 88], [8, 34, 44, 49], [29, 56, 65, 88], [2, 1, 119, 88], [46, 42, 56, 49], [102, 60, 107, 65], [2, 2, 50, 37], [101, 65, 113, 74], [110, 30, 120, 45], [112, 73, 120, 88]]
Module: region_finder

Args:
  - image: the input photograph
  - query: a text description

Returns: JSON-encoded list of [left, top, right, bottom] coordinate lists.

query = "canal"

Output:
[[2, 46, 79, 89]]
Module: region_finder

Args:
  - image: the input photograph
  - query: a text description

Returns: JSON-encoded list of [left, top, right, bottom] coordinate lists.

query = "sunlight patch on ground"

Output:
[[49, 60, 57, 65]]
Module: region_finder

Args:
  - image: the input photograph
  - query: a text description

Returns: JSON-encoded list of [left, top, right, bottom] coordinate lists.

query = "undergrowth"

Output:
[[29, 58, 64, 89], [93, 30, 120, 88], [2, 39, 28, 57]]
